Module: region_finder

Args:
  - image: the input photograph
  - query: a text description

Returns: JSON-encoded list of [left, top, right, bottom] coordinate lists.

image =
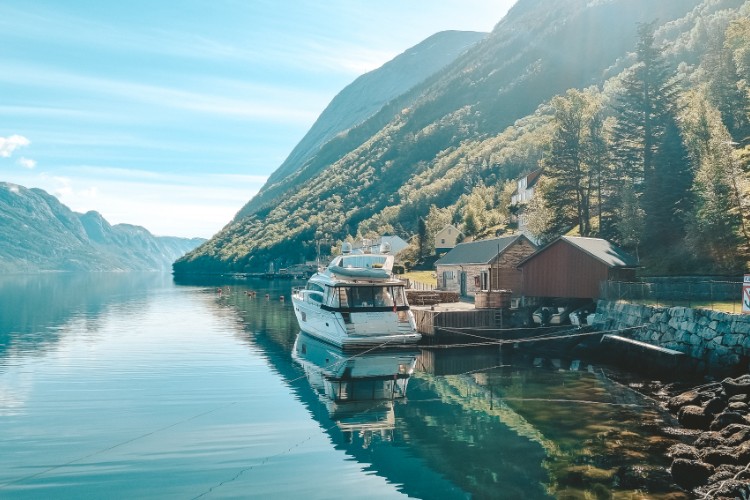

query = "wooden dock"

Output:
[[412, 303, 523, 345], [412, 302, 590, 347]]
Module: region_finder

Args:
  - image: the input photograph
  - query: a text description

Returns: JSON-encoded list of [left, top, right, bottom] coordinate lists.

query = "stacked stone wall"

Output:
[[597, 300, 750, 373]]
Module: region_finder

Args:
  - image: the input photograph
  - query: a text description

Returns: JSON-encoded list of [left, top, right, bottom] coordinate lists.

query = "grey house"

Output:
[[435, 234, 537, 298]]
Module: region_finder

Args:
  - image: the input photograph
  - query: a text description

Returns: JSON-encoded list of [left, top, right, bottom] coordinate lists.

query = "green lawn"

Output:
[[625, 299, 744, 315], [400, 271, 437, 286]]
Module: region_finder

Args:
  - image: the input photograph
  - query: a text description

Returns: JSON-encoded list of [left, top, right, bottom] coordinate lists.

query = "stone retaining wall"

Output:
[[596, 300, 750, 374]]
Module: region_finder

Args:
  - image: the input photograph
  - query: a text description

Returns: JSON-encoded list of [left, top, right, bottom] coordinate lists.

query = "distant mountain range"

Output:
[[175, 0, 744, 274], [0, 182, 204, 272]]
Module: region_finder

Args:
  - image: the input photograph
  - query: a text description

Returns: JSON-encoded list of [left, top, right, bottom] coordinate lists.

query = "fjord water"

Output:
[[0, 274, 684, 499]]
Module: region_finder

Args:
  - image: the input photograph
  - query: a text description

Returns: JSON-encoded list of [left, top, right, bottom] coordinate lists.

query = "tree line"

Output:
[[520, 19, 750, 274]]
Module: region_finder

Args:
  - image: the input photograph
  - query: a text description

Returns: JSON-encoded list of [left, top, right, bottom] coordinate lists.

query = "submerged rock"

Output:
[[670, 458, 714, 489], [665, 375, 750, 495]]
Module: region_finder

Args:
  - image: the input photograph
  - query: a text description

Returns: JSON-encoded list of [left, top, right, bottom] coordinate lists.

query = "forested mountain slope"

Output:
[[0, 182, 204, 272], [237, 30, 488, 219], [176, 0, 748, 275]]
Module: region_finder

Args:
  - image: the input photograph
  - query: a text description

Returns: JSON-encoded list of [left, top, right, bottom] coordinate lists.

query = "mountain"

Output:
[[236, 30, 488, 220], [0, 182, 204, 272], [175, 0, 741, 275]]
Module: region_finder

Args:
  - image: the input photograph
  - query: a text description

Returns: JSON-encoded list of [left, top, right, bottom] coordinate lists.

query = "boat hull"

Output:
[[292, 295, 421, 349]]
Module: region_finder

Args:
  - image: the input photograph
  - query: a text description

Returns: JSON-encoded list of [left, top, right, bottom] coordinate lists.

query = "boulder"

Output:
[[707, 464, 744, 484], [678, 405, 711, 430], [668, 390, 700, 412], [666, 443, 699, 460], [736, 441, 750, 465], [710, 411, 748, 431], [705, 479, 750, 499], [723, 425, 750, 446], [670, 458, 714, 489], [722, 376, 750, 397], [703, 396, 727, 416], [694, 431, 726, 448], [701, 445, 740, 466], [728, 394, 748, 403], [728, 402, 749, 413]]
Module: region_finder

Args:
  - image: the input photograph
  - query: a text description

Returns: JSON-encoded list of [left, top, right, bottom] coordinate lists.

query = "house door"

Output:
[[460, 272, 467, 296]]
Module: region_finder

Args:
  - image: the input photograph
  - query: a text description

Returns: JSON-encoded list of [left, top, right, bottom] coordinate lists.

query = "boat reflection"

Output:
[[292, 332, 417, 437]]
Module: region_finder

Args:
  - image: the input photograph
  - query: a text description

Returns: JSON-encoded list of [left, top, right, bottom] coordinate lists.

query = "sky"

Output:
[[0, 0, 516, 238]]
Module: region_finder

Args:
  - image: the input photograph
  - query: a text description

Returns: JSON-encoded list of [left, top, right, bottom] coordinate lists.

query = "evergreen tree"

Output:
[[642, 116, 693, 248], [417, 217, 427, 259], [703, 24, 750, 144], [611, 21, 684, 251], [544, 88, 606, 237], [463, 209, 478, 238], [681, 89, 745, 271]]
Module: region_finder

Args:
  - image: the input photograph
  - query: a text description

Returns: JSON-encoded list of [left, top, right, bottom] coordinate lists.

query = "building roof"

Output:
[[436, 224, 463, 235], [518, 236, 639, 268], [512, 168, 542, 195], [435, 234, 532, 266]]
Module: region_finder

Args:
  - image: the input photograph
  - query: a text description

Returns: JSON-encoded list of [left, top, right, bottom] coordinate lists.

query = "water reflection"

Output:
[[0, 275, 687, 499], [292, 332, 417, 438], [0, 272, 172, 362]]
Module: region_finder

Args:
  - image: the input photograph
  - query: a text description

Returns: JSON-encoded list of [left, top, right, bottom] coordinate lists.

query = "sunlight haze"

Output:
[[0, 1, 515, 238]]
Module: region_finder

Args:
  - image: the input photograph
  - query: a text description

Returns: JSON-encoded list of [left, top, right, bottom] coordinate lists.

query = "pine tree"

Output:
[[611, 21, 684, 252], [544, 88, 609, 237]]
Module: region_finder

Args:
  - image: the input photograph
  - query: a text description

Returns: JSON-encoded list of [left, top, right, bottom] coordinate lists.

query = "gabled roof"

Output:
[[512, 168, 542, 195], [435, 234, 533, 266], [436, 224, 463, 236], [518, 236, 639, 268]]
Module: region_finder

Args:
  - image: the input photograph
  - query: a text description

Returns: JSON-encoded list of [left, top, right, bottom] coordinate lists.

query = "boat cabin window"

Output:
[[330, 285, 406, 309], [306, 282, 325, 293]]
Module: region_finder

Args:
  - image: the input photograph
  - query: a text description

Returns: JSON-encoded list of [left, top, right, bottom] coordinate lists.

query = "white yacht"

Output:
[[291, 242, 421, 349]]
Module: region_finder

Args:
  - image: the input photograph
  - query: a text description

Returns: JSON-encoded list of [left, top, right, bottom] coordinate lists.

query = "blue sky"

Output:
[[0, 0, 515, 238]]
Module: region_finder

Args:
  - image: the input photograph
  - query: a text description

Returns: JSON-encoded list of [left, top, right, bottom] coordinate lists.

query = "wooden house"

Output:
[[517, 236, 638, 300], [435, 234, 537, 298], [434, 224, 463, 254]]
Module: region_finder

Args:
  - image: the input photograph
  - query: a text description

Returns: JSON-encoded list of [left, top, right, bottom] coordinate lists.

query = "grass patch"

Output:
[[400, 271, 437, 286], [624, 299, 743, 314]]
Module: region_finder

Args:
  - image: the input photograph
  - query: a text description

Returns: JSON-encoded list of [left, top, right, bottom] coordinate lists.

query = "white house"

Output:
[[510, 169, 542, 241], [434, 224, 463, 254]]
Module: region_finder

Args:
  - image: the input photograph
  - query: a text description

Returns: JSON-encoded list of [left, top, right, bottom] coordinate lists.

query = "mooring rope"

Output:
[[422, 324, 647, 349]]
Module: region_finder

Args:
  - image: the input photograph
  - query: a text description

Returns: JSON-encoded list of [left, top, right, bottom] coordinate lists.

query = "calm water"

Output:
[[0, 274, 685, 499]]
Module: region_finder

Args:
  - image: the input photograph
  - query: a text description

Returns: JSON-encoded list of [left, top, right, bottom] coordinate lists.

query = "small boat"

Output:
[[292, 242, 421, 349]]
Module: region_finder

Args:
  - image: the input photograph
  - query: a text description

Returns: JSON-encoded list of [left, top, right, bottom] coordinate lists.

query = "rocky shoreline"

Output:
[[664, 374, 750, 498]]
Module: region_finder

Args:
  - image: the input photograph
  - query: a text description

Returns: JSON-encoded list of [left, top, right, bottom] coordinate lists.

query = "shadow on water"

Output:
[[200, 278, 688, 499]]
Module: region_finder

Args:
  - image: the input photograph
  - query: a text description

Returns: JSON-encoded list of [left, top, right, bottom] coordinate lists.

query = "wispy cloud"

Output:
[[0, 134, 30, 157], [17, 157, 36, 169], [0, 60, 323, 123]]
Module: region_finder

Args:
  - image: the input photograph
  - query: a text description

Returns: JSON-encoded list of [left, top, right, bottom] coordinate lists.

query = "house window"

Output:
[[441, 238, 445, 244], [480, 270, 489, 290]]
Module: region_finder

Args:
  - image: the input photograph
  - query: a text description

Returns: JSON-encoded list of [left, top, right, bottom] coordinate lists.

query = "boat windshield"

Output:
[[330, 285, 406, 309]]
